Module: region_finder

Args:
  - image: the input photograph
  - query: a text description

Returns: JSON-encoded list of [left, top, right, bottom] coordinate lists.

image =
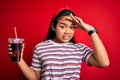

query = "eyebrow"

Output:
[[59, 23, 67, 25]]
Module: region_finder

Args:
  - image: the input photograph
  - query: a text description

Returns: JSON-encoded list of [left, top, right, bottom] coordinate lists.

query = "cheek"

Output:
[[55, 27, 64, 33], [71, 30, 75, 35], [55, 29, 64, 36]]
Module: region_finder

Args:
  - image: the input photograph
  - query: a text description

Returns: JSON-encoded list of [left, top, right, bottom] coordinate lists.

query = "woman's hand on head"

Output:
[[70, 14, 94, 32]]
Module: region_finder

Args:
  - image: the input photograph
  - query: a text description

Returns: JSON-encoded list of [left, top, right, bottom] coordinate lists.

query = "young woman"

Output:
[[8, 9, 110, 80]]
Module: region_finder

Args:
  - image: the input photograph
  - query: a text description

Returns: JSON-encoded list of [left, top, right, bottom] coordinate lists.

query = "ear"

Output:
[[51, 23, 55, 31]]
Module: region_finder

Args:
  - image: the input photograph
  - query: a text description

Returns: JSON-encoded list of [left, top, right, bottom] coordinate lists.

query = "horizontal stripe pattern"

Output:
[[30, 40, 93, 80]]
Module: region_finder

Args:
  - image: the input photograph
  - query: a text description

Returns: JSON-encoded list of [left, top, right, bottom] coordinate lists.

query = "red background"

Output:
[[0, 0, 120, 80]]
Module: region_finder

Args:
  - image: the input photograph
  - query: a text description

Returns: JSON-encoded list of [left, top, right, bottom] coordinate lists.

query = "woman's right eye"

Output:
[[60, 26, 66, 29]]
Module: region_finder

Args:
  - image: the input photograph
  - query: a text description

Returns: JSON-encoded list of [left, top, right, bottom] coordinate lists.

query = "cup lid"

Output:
[[8, 38, 24, 43]]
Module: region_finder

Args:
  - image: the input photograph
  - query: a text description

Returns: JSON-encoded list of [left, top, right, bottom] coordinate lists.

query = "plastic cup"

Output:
[[8, 38, 24, 62]]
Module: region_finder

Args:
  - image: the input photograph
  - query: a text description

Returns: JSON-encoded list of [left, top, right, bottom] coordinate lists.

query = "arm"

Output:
[[17, 58, 40, 80], [17, 44, 40, 80], [87, 32, 110, 67], [70, 14, 110, 67], [8, 44, 40, 80]]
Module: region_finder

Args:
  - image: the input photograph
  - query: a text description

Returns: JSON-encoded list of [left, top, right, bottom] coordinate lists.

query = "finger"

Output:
[[70, 14, 85, 30], [8, 52, 12, 55], [8, 44, 11, 47], [72, 16, 87, 31], [7, 48, 12, 52], [22, 43, 25, 52], [70, 14, 80, 24], [8, 52, 12, 57], [74, 16, 83, 23], [21, 43, 25, 57], [22, 43, 25, 48]]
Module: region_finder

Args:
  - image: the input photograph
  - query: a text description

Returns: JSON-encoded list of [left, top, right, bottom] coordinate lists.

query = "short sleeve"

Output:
[[30, 46, 41, 71], [82, 44, 93, 64], [76, 43, 94, 65]]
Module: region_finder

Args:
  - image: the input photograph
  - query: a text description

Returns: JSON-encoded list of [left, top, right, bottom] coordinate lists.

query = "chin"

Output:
[[61, 39, 70, 43]]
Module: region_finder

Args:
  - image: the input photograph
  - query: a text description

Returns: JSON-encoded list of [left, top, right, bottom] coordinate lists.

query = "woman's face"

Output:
[[52, 15, 75, 43]]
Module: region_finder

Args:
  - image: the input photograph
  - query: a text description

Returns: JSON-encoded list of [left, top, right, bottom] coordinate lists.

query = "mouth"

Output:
[[62, 35, 71, 40]]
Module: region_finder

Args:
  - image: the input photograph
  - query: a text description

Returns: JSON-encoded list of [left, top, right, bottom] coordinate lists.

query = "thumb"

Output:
[[21, 43, 25, 58]]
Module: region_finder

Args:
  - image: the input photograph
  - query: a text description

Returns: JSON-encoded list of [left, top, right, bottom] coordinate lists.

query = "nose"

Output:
[[64, 28, 70, 34]]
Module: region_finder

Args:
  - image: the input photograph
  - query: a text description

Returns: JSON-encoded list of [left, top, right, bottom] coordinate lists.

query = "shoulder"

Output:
[[67, 42, 88, 51], [74, 42, 87, 48], [35, 40, 51, 49]]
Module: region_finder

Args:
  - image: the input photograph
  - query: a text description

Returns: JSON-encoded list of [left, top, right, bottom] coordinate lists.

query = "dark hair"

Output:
[[46, 9, 76, 43]]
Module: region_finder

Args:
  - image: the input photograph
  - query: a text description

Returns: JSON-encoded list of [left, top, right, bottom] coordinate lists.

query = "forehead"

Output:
[[58, 15, 73, 23]]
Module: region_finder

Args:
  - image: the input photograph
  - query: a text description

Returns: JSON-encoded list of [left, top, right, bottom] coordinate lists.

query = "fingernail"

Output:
[[8, 44, 11, 47], [70, 14, 73, 16]]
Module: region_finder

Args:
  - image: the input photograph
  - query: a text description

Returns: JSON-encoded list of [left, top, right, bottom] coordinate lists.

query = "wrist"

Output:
[[17, 58, 24, 64], [88, 28, 98, 36], [82, 23, 94, 32]]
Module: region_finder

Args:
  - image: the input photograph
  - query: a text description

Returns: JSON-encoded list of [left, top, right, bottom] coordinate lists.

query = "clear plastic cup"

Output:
[[8, 38, 24, 62]]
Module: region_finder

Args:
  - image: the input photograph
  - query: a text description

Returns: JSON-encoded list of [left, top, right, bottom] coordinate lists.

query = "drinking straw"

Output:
[[14, 27, 18, 38]]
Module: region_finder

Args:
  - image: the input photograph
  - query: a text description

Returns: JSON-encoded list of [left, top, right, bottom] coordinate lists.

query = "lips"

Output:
[[62, 35, 71, 40]]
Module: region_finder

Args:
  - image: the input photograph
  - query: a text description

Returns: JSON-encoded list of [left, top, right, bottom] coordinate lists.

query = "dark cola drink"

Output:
[[8, 38, 24, 62], [10, 43, 22, 62]]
